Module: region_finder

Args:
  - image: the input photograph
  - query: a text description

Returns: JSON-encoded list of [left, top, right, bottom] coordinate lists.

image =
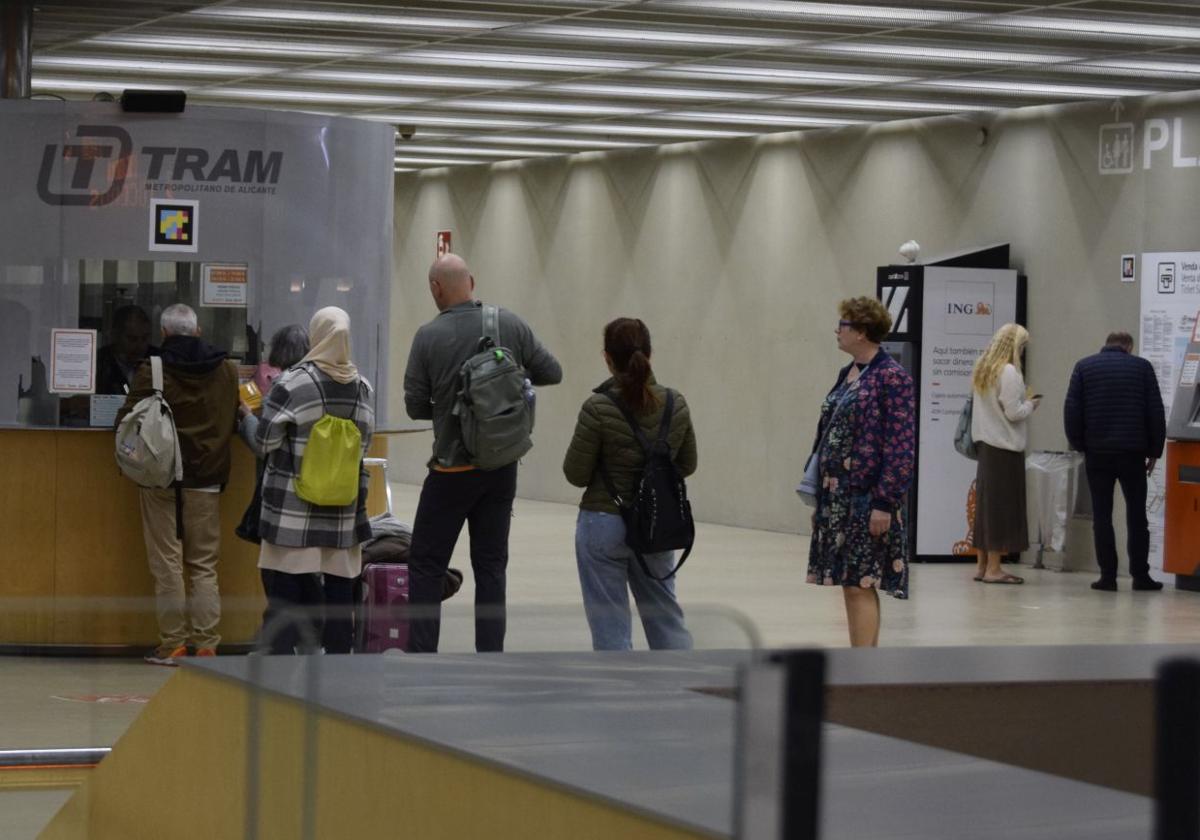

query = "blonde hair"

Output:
[[971, 323, 1028, 394]]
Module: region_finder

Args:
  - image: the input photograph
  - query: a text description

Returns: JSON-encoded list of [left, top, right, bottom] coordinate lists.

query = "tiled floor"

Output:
[[4, 482, 1198, 837]]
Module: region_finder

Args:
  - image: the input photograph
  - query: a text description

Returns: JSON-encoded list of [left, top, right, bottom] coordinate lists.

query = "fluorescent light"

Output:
[[784, 95, 995, 113], [661, 111, 860, 127], [651, 65, 908, 85], [393, 156, 485, 167], [546, 82, 768, 101], [89, 34, 374, 58], [33, 56, 278, 76], [969, 15, 1200, 42], [289, 69, 529, 90], [395, 146, 557, 158], [803, 42, 1074, 66], [32, 76, 175, 92], [388, 49, 654, 73], [650, 1, 963, 25], [445, 99, 649, 116], [214, 88, 424, 106], [518, 24, 795, 49], [553, 124, 751, 139], [189, 6, 508, 31], [368, 114, 550, 130], [1075, 59, 1200, 78], [459, 136, 643, 149], [918, 79, 1153, 98]]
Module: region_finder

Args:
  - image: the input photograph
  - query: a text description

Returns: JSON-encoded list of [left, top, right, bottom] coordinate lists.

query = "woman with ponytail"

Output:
[[563, 318, 697, 650]]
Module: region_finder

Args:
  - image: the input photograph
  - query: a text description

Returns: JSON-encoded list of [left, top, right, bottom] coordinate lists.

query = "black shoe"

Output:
[[1132, 576, 1164, 591], [1090, 578, 1118, 592]]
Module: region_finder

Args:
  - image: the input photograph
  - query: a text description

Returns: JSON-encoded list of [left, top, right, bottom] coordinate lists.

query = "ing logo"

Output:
[[37, 124, 133, 206]]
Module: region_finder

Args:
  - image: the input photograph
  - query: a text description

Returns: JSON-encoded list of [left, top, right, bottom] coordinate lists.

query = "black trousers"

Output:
[[407, 464, 517, 653], [1084, 453, 1151, 580], [259, 569, 356, 654]]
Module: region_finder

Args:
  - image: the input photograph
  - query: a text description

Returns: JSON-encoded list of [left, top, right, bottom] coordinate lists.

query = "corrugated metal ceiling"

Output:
[[21, 0, 1200, 169]]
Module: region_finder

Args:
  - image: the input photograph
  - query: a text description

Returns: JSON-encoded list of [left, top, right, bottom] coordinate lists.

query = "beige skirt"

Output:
[[258, 541, 362, 579], [973, 442, 1029, 553]]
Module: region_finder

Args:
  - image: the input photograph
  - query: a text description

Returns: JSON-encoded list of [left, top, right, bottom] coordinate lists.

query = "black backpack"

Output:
[[598, 389, 695, 581]]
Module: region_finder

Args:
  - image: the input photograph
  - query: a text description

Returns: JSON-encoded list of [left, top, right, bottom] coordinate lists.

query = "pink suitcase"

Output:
[[357, 562, 409, 653]]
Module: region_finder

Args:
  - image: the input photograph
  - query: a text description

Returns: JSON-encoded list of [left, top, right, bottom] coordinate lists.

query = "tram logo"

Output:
[[36, 124, 133, 206]]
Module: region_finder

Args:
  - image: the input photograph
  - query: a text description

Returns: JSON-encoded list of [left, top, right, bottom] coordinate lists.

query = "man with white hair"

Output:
[[116, 303, 240, 665]]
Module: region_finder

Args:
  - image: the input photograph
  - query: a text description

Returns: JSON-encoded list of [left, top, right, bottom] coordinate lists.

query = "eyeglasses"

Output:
[[836, 320, 860, 331]]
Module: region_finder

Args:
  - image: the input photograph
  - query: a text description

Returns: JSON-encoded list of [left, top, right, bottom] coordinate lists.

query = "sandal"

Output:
[[981, 573, 1024, 585], [972, 574, 984, 582]]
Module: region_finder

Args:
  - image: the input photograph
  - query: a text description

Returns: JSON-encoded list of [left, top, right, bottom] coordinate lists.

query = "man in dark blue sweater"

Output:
[[1064, 331, 1166, 592]]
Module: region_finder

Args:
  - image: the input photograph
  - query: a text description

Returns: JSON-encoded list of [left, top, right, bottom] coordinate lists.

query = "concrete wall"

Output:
[[389, 90, 1200, 535]]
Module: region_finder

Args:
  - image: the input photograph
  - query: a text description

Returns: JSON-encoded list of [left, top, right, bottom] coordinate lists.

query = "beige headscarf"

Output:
[[300, 306, 358, 384]]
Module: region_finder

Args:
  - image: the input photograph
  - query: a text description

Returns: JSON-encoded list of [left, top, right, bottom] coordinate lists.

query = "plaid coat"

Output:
[[255, 362, 375, 549]]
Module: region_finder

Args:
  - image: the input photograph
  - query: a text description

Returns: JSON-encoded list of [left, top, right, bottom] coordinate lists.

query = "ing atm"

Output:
[[1164, 322, 1200, 590]]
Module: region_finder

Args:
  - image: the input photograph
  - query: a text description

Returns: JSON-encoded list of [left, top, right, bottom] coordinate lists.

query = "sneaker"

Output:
[[195, 647, 217, 658], [144, 645, 187, 666], [1132, 576, 1164, 592], [1090, 578, 1118, 592]]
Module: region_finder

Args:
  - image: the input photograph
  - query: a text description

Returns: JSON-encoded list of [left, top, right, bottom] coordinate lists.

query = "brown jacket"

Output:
[[115, 335, 240, 488], [562, 376, 697, 515]]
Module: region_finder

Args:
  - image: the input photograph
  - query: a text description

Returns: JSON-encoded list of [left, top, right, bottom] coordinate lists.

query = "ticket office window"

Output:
[[58, 259, 250, 425]]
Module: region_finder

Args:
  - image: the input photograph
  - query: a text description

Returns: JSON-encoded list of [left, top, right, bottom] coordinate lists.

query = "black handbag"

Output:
[[234, 460, 266, 544]]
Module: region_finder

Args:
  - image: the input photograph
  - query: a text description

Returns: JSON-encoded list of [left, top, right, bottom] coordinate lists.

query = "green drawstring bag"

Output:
[[294, 367, 362, 507]]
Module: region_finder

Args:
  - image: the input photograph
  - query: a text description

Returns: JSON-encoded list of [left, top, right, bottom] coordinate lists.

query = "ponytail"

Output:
[[603, 317, 659, 415]]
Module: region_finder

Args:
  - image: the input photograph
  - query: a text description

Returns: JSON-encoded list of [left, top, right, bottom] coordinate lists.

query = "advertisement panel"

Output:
[[916, 267, 1020, 557]]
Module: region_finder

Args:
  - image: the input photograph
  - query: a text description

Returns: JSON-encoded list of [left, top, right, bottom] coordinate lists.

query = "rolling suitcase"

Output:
[[356, 457, 409, 653], [357, 562, 409, 653]]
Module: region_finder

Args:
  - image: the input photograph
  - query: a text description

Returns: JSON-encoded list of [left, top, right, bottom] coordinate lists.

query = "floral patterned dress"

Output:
[[806, 358, 914, 599]]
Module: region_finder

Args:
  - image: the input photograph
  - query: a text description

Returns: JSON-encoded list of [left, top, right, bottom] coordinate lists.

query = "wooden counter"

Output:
[[0, 428, 388, 648]]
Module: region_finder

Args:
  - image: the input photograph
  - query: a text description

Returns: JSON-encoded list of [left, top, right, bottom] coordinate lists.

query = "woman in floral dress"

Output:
[[807, 296, 915, 647]]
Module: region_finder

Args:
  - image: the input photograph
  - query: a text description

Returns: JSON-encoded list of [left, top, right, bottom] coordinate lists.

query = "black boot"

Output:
[[1090, 577, 1117, 592], [1132, 576, 1164, 591]]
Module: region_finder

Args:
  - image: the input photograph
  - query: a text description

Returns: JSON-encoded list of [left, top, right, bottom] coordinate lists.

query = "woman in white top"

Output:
[[970, 323, 1040, 584]]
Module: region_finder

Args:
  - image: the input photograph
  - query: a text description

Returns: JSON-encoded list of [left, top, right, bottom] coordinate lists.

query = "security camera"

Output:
[[398, 125, 416, 141]]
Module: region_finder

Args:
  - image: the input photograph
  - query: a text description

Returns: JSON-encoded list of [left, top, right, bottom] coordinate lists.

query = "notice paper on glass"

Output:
[[50, 328, 96, 394], [201, 263, 249, 308], [89, 394, 125, 427]]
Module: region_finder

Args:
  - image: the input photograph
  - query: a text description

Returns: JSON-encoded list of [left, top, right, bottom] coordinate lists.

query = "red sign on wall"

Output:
[[436, 230, 452, 258]]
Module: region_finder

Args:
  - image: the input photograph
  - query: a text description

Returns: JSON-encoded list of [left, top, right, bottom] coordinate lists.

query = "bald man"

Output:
[[403, 254, 562, 653]]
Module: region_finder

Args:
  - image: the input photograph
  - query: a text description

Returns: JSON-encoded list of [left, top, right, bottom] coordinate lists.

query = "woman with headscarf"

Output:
[[254, 307, 374, 654]]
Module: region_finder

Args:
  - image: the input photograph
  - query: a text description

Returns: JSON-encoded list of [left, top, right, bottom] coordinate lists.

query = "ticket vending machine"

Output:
[[1164, 329, 1200, 589]]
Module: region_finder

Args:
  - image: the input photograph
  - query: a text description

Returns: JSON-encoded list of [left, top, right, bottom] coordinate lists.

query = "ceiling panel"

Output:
[[16, 0, 1200, 170]]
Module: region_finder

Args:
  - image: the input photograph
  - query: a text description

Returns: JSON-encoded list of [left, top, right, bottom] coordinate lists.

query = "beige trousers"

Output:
[[139, 487, 222, 649]]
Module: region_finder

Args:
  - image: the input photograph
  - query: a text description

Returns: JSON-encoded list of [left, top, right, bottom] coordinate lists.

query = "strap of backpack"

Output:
[[301, 364, 327, 413], [633, 541, 691, 583], [602, 391, 654, 455], [482, 304, 501, 350], [150, 355, 164, 394]]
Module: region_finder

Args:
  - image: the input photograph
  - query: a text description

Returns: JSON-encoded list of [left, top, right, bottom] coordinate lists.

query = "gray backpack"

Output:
[[452, 305, 534, 470], [115, 356, 184, 488]]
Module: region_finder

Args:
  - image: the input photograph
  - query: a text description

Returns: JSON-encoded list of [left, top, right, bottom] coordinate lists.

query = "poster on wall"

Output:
[[49, 328, 96, 394], [1139, 251, 1200, 570], [915, 267, 1019, 557], [201, 263, 249, 308]]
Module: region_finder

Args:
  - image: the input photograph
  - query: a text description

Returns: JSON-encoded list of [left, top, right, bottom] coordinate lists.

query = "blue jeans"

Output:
[[574, 510, 692, 651]]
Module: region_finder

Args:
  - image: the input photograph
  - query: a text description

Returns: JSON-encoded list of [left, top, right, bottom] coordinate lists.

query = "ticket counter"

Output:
[[0, 427, 389, 648]]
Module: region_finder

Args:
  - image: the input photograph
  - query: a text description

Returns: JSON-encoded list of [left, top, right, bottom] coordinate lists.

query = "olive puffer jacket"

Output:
[[562, 375, 698, 515]]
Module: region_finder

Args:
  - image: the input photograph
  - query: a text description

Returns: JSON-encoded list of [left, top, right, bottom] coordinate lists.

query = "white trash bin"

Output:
[[1025, 451, 1092, 571]]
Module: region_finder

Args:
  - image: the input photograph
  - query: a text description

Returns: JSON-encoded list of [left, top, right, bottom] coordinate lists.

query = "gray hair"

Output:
[[160, 303, 199, 337], [268, 324, 309, 369]]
